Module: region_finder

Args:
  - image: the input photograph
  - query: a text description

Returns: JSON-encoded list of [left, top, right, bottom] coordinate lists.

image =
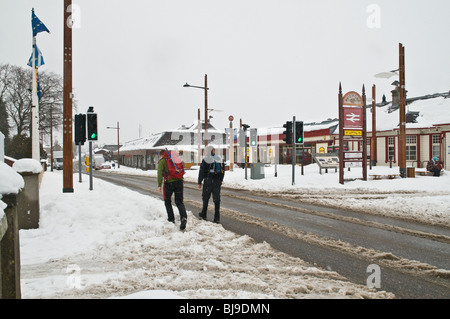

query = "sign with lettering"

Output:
[[343, 91, 363, 106], [344, 130, 363, 136], [343, 108, 363, 129], [338, 85, 368, 184]]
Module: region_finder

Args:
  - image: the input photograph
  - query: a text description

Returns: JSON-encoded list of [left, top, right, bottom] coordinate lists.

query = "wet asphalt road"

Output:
[[91, 170, 450, 298]]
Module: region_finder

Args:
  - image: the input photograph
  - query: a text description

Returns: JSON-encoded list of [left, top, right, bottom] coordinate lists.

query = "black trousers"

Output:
[[200, 176, 222, 220], [163, 179, 187, 222], [430, 167, 441, 176]]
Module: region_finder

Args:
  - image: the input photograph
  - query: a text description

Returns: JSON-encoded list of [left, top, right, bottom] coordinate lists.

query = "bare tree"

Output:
[[0, 63, 64, 138], [3, 65, 32, 136]]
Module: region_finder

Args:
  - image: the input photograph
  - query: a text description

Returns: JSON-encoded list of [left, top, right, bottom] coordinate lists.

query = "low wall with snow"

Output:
[[12, 159, 42, 230], [1, 162, 24, 299], [0, 193, 22, 299]]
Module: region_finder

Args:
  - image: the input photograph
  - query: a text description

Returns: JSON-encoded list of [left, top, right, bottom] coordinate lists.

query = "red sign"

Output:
[[343, 107, 363, 129]]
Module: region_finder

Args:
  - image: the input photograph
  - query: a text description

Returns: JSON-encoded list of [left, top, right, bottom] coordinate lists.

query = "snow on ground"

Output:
[[19, 163, 450, 299]]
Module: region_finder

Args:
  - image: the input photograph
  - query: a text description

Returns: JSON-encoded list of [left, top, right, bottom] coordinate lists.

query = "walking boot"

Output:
[[213, 202, 220, 224]]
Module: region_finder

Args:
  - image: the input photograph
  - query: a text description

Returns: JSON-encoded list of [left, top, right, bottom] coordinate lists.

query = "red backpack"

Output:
[[164, 148, 185, 180]]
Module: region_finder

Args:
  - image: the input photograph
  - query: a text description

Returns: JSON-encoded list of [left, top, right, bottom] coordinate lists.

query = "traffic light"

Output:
[[283, 121, 292, 145], [249, 128, 257, 147], [239, 129, 246, 147], [295, 121, 304, 144], [87, 112, 98, 141], [74, 114, 86, 145]]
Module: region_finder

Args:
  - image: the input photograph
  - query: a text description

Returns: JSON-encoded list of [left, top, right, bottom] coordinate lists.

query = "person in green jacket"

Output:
[[157, 150, 187, 230]]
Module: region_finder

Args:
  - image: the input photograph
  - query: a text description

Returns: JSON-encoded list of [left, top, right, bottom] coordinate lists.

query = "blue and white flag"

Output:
[[32, 10, 50, 37], [27, 45, 45, 68]]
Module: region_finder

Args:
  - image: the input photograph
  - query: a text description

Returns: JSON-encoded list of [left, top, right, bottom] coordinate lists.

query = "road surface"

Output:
[[92, 170, 450, 298]]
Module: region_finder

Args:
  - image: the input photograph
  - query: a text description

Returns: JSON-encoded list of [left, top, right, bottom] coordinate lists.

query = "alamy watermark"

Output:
[[66, 3, 81, 29], [66, 264, 83, 289], [367, 4, 381, 29], [366, 264, 381, 289]]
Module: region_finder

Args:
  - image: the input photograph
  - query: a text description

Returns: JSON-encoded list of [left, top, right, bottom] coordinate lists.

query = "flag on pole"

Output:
[[27, 45, 45, 68], [32, 10, 50, 37]]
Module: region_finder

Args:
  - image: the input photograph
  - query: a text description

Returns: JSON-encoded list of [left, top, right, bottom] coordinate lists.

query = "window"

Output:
[[406, 135, 417, 161], [432, 134, 440, 159], [387, 137, 395, 161]]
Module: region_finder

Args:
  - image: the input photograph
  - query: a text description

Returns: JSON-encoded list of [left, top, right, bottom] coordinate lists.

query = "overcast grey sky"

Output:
[[1, 0, 449, 145]]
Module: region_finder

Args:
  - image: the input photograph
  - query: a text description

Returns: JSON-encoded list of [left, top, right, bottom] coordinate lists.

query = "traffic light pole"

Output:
[[89, 141, 93, 190], [78, 143, 82, 183], [245, 132, 248, 180]]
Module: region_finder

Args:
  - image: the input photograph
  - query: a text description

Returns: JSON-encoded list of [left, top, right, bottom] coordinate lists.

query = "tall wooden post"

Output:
[[204, 74, 208, 148], [338, 83, 344, 185], [362, 85, 368, 181], [371, 84, 377, 166], [198, 108, 201, 164], [116, 121, 120, 168], [398, 43, 406, 178], [63, 0, 74, 192]]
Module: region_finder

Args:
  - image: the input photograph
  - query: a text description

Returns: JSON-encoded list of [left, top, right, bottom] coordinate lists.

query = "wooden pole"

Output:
[[63, 0, 74, 192], [362, 85, 367, 181], [204, 74, 208, 148], [198, 108, 201, 164], [338, 82, 344, 185], [399, 43, 406, 178], [371, 84, 377, 166], [117, 121, 120, 168], [50, 105, 53, 171]]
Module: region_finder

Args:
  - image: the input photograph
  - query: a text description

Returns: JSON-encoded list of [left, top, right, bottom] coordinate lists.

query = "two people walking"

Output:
[[157, 145, 225, 230]]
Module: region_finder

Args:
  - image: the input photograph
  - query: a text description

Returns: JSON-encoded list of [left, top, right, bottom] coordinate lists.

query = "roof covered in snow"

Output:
[[120, 122, 227, 153], [367, 94, 450, 132]]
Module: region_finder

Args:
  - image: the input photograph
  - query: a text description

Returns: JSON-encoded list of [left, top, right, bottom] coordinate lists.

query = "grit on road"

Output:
[[93, 170, 450, 299]]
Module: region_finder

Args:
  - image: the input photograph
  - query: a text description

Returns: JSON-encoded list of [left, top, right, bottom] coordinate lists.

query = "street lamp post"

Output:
[[106, 122, 120, 168], [374, 43, 406, 178], [398, 43, 406, 178], [184, 74, 209, 151]]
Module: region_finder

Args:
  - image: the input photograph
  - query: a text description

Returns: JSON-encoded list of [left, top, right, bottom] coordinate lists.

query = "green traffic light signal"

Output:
[[295, 121, 304, 145], [87, 112, 98, 141]]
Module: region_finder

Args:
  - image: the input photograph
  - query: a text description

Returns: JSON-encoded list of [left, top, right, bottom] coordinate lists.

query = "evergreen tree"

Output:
[[0, 97, 9, 139]]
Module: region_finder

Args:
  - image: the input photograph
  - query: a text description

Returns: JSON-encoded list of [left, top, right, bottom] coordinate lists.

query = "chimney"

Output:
[[391, 80, 400, 106]]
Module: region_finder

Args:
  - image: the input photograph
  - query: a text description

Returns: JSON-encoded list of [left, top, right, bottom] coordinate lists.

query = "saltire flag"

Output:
[[32, 10, 50, 37], [27, 45, 45, 68]]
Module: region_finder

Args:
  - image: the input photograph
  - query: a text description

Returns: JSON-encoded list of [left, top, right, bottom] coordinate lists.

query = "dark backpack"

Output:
[[164, 149, 185, 180]]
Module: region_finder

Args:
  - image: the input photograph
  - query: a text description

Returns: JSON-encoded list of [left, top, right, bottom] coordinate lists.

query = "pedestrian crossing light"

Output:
[[74, 113, 86, 145], [283, 121, 292, 145], [250, 128, 257, 147], [295, 121, 304, 144], [87, 112, 98, 141]]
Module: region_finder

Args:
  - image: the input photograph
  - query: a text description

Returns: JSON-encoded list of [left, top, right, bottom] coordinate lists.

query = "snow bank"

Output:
[[13, 158, 43, 174], [0, 161, 24, 195]]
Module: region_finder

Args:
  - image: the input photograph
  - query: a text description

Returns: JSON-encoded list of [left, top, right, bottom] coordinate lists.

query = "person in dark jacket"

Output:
[[426, 156, 443, 177], [197, 146, 225, 223]]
